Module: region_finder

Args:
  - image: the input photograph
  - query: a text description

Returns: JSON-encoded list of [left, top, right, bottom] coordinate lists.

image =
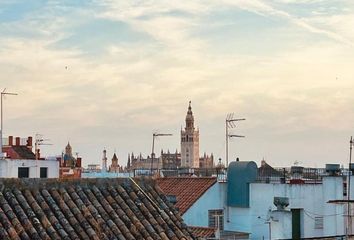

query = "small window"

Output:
[[18, 167, 29, 178], [314, 217, 323, 229], [40, 167, 48, 178], [209, 209, 224, 230]]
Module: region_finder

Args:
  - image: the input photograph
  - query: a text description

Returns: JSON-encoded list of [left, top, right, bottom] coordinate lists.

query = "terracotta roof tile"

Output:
[[0, 178, 197, 240], [189, 226, 215, 238], [156, 177, 217, 214]]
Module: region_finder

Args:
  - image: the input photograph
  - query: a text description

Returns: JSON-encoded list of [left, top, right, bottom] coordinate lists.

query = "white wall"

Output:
[[181, 177, 346, 240], [0, 159, 59, 178], [225, 176, 345, 239], [183, 182, 226, 226]]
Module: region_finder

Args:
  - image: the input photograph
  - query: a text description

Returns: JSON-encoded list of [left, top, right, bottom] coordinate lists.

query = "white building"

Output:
[[1, 135, 59, 178], [0, 158, 59, 178], [158, 161, 353, 239]]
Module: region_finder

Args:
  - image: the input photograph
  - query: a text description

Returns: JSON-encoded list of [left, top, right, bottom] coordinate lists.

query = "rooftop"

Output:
[[156, 177, 217, 215], [0, 178, 196, 240], [189, 226, 215, 239]]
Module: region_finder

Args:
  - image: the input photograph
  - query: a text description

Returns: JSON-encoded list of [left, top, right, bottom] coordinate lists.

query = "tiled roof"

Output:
[[0, 178, 196, 240], [189, 227, 215, 238], [7, 146, 36, 159], [156, 177, 217, 215]]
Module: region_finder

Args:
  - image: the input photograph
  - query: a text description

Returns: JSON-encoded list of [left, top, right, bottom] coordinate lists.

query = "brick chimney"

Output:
[[36, 149, 40, 160], [8, 136, 13, 146], [15, 137, 20, 146], [27, 136, 33, 147], [76, 157, 82, 167]]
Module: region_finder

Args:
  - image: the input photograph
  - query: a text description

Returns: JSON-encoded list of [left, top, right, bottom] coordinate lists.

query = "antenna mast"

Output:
[[0, 88, 18, 158], [225, 113, 245, 168]]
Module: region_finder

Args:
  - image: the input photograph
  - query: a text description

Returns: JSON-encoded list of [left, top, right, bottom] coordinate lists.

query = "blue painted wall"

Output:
[[227, 161, 257, 207]]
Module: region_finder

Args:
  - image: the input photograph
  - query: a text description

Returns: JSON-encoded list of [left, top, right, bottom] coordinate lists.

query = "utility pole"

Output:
[[225, 113, 245, 168], [150, 133, 172, 175], [348, 136, 353, 236], [0, 88, 18, 158]]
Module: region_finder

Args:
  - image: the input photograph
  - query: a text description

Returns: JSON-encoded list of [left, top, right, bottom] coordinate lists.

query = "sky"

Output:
[[1, 0, 354, 168]]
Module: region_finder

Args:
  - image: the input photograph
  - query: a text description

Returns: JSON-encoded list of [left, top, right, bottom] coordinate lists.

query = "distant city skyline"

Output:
[[1, 0, 354, 168]]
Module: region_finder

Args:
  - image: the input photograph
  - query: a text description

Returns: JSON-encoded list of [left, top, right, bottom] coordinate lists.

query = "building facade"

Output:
[[1, 135, 59, 178], [181, 101, 199, 168], [199, 153, 214, 168], [160, 150, 181, 169], [158, 161, 354, 239], [109, 153, 122, 172], [59, 142, 82, 178], [128, 152, 161, 170]]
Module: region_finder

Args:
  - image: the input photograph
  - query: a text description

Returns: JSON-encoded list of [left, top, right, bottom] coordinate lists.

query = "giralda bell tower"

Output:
[[181, 101, 199, 168]]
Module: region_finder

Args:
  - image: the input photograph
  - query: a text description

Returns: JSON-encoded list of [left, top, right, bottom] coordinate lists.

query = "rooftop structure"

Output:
[[156, 160, 353, 239], [0, 178, 196, 240], [0, 136, 59, 178]]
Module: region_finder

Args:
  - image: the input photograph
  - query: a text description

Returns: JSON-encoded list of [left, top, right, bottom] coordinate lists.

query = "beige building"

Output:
[[109, 153, 121, 172], [181, 101, 199, 168]]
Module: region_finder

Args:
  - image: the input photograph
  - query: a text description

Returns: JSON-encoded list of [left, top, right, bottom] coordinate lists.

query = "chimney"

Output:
[[76, 158, 82, 167], [27, 136, 33, 147], [36, 149, 40, 160], [8, 136, 13, 146], [15, 137, 20, 146]]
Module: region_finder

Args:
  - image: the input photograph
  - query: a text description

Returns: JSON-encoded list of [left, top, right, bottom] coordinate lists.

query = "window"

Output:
[[314, 217, 323, 229], [40, 167, 48, 178], [18, 167, 29, 178], [208, 209, 224, 230]]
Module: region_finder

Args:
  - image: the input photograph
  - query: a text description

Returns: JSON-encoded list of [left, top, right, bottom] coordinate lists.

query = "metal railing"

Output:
[[256, 167, 338, 184], [133, 167, 227, 178]]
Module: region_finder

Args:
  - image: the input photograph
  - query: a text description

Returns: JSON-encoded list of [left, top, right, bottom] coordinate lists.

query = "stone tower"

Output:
[[65, 142, 73, 157], [102, 149, 107, 172], [109, 153, 120, 172], [181, 101, 199, 168]]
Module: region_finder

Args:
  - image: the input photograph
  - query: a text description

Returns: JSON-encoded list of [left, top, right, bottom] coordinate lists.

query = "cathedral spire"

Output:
[[185, 101, 194, 130]]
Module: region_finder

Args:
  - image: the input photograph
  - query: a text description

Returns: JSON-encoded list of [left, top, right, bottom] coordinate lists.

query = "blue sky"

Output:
[[1, 0, 354, 168]]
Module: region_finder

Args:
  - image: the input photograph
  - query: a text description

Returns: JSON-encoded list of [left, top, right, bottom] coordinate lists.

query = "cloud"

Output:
[[219, 0, 354, 46], [1, 0, 354, 167]]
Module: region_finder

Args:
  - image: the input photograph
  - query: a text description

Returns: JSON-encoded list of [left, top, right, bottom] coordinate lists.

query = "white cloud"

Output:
[[1, 0, 354, 166]]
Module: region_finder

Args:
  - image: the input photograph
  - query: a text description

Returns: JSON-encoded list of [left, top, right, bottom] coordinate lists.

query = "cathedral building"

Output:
[[109, 153, 121, 172], [181, 101, 200, 168], [60, 142, 82, 178]]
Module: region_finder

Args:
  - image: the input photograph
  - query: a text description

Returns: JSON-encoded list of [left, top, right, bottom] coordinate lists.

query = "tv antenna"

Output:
[[151, 132, 172, 174], [0, 88, 18, 158], [225, 113, 245, 168], [35, 133, 52, 160]]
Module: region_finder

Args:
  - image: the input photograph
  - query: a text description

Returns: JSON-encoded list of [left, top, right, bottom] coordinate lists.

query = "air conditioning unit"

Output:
[[325, 164, 340, 176], [291, 166, 304, 175], [273, 197, 289, 210]]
